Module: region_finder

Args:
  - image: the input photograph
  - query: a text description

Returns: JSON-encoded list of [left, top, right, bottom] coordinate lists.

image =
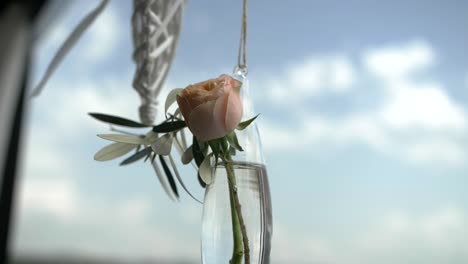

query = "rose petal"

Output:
[[219, 74, 242, 89], [176, 94, 193, 125], [224, 89, 243, 132], [165, 88, 183, 115], [176, 75, 244, 141], [189, 100, 227, 141], [213, 93, 229, 131]]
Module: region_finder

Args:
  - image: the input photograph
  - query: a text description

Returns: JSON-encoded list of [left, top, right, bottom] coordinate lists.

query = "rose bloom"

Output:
[[176, 74, 243, 141]]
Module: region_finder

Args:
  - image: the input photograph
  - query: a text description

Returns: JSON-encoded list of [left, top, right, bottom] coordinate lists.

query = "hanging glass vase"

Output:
[[201, 70, 273, 264]]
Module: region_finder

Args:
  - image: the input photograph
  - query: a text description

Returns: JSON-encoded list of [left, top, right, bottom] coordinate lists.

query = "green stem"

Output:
[[225, 152, 250, 264]]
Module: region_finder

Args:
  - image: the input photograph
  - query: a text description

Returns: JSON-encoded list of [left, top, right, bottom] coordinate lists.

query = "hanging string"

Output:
[[236, 0, 248, 74]]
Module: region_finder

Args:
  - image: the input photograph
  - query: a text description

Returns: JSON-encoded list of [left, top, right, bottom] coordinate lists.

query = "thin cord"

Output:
[[237, 0, 247, 69]]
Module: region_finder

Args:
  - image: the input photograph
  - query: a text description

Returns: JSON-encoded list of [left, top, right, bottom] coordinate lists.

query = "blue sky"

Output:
[[12, 0, 468, 263]]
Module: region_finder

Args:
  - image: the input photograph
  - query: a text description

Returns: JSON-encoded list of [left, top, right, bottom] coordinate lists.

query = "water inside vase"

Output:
[[201, 161, 272, 264]]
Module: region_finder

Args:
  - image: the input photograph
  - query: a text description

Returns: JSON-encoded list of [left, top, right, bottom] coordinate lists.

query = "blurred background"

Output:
[[4, 0, 468, 263]]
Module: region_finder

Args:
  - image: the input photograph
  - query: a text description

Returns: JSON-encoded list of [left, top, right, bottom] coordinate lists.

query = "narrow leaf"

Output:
[[144, 131, 158, 144], [151, 159, 176, 201], [180, 126, 188, 149], [192, 136, 205, 167], [151, 134, 173, 155], [208, 139, 221, 156], [181, 146, 193, 164], [168, 154, 202, 203], [159, 155, 179, 198], [165, 88, 183, 115], [173, 108, 181, 118], [199, 153, 213, 185], [226, 131, 243, 151], [94, 142, 136, 161], [220, 137, 229, 154], [236, 114, 260, 130], [208, 139, 222, 163], [120, 147, 152, 166], [200, 140, 209, 156], [198, 173, 207, 188], [97, 134, 145, 144], [144, 151, 152, 162], [193, 137, 207, 188], [153, 121, 186, 133], [229, 146, 237, 156], [89, 113, 149, 127]]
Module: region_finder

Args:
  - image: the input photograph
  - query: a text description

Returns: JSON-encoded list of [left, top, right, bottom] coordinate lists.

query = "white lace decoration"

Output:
[[131, 0, 185, 125]]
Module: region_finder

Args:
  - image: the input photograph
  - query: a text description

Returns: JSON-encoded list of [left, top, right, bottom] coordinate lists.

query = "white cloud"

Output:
[[271, 207, 468, 264], [330, 58, 355, 90], [266, 55, 355, 105], [260, 114, 392, 156], [352, 207, 468, 264], [272, 223, 335, 264], [15, 179, 200, 261], [262, 108, 467, 167], [405, 139, 466, 164], [29, 72, 141, 139], [18, 178, 78, 221], [83, 4, 120, 61], [259, 39, 468, 166], [380, 81, 466, 132], [289, 56, 355, 93], [363, 40, 434, 80]]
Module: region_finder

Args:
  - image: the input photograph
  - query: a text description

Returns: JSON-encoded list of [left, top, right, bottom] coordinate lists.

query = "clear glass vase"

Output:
[[201, 75, 273, 264]]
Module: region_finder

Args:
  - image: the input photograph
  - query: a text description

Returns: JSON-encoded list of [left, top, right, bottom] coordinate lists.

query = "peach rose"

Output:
[[176, 74, 243, 141]]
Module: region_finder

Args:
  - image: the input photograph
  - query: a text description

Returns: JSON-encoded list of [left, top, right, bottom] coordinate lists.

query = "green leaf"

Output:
[[236, 114, 260, 130], [120, 147, 152, 166], [181, 146, 193, 164], [197, 173, 207, 188], [220, 137, 229, 154], [144, 131, 158, 144], [159, 155, 179, 198], [165, 88, 183, 115], [208, 139, 222, 163], [89, 113, 149, 127], [192, 136, 205, 167], [97, 134, 146, 144], [151, 158, 176, 201], [144, 151, 152, 162], [168, 154, 202, 203], [151, 134, 173, 155], [226, 131, 243, 151], [173, 108, 181, 118], [199, 153, 213, 185], [152, 121, 186, 133], [229, 146, 237, 156], [193, 137, 207, 188], [94, 142, 136, 161]]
